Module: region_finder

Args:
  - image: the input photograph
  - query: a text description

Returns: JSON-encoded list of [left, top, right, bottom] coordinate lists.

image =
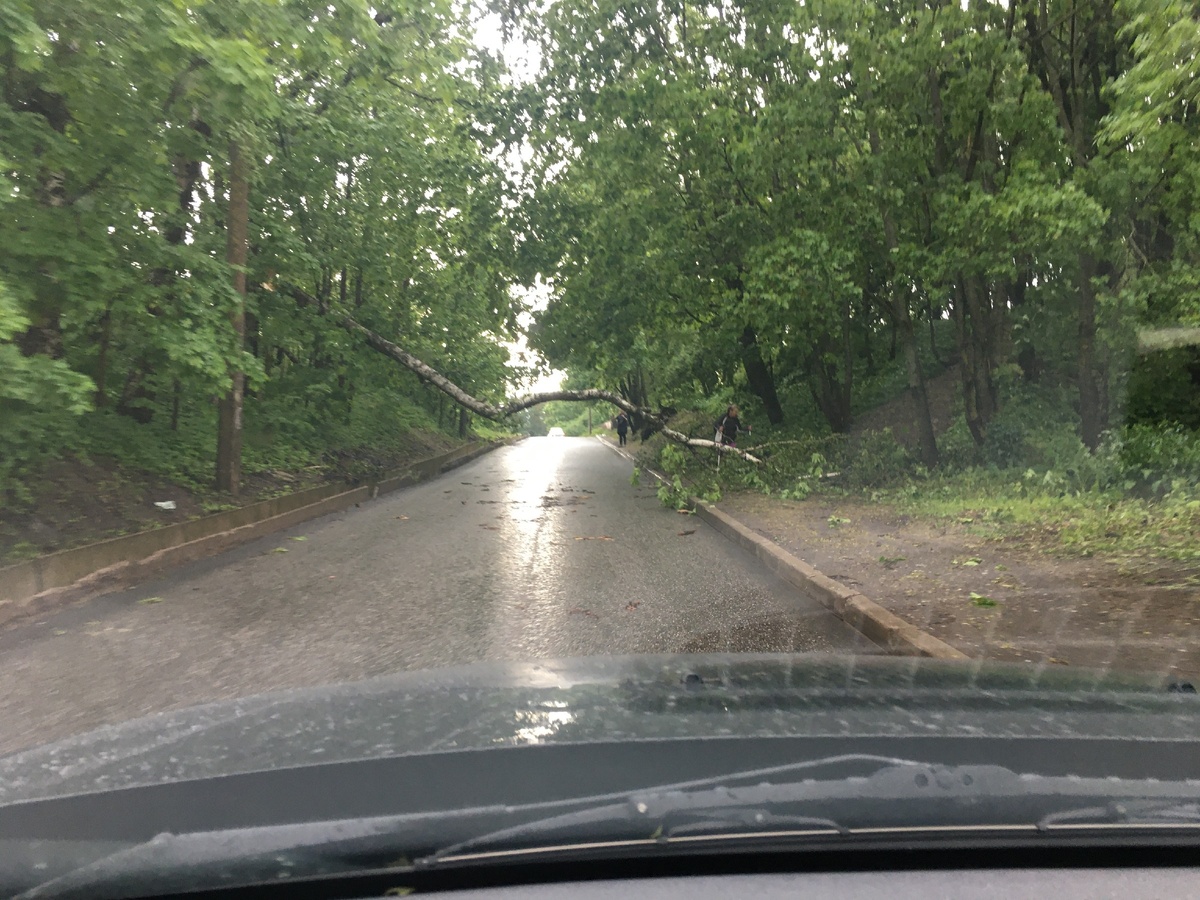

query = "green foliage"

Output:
[[3, 0, 1199, 517], [0, 0, 520, 496], [898, 471, 1200, 562], [777, 453, 832, 501], [1125, 349, 1200, 429], [843, 429, 915, 490], [1119, 424, 1200, 483], [0, 286, 94, 501], [655, 444, 692, 510]]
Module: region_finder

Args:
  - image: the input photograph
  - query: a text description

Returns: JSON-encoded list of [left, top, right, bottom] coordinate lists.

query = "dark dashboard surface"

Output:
[[445, 868, 1200, 899]]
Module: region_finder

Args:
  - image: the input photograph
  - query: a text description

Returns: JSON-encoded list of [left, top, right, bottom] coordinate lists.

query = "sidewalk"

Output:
[[719, 491, 1200, 679]]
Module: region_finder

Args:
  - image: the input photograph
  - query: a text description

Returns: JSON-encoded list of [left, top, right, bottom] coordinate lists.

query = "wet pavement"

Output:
[[0, 437, 875, 755]]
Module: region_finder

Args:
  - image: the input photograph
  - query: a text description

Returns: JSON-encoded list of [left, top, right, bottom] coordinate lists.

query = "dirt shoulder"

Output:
[[719, 491, 1200, 679], [1, 430, 467, 567]]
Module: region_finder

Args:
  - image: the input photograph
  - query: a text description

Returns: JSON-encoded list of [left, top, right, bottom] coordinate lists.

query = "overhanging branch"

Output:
[[275, 283, 760, 462]]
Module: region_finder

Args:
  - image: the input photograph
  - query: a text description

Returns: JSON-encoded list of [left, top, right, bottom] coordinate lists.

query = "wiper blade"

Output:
[[417, 759, 1200, 866], [1039, 800, 1200, 831], [20, 754, 1200, 897], [14, 754, 907, 899]]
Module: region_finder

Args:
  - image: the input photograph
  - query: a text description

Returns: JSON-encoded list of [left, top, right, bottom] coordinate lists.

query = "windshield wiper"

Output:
[[12, 754, 905, 899], [17, 754, 1200, 898], [417, 759, 1200, 867], [1039, 800, 1200, 831]]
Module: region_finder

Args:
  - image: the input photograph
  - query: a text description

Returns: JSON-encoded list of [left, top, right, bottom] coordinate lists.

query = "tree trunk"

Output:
[[171, 379, 182, 432], [216, 139, 249, 496], [739, 325, 784, 425], [867, 109, 938, 467], [1078, 252, 1104, 449], [953, 275, 999, 447], [861, 289, 877, 377], [95, 307, 112, 407]]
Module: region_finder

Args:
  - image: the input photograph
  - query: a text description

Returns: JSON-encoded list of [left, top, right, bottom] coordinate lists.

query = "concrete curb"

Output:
[[595, 435, 966, 660], [0, 438, 518, 629], [690, 501, 967, 660]]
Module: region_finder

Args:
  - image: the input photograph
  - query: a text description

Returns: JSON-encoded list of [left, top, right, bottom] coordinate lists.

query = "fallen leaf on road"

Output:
[[53, 629, 67, 636], [676, 509, 695, 515], [969, 592, 998, 607], [677, 529, 696, 536], [272, 547, 289, 553], [139, 596, 164, 604], [575, 535, 613, 541], [395, 515, 408, 520], [291, 536, 307, 541], [569, 606, 599, 618], [625, 601, 641, 612]]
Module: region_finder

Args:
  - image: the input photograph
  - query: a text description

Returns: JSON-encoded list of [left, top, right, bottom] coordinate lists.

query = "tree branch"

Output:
[[276, 281, 761, 462], [336, 313, 759, 461]]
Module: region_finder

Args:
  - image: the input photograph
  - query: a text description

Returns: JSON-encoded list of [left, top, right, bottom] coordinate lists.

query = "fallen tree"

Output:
[[334, 313, 762, 463], [273, 282, 760, 462]]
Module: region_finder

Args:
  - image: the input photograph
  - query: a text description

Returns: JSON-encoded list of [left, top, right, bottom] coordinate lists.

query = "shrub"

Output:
[[844, 428, 914, 488], [1119, 423, 1200, 483]]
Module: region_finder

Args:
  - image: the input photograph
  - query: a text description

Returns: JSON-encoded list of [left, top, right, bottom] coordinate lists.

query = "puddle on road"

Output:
[[681, 614, 853, 654]]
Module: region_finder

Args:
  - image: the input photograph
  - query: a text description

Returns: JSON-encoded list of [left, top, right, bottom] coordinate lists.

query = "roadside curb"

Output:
[[596, 435, 966, 660], [690, 502, 967, 659], [0, 437, 520, 630]]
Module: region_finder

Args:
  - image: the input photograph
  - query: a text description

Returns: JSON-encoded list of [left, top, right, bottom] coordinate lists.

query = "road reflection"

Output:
[[505, 437, 570, 534], [484, 438, 575, 659]]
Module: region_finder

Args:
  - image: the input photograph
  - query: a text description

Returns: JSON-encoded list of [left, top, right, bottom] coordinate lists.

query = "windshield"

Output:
[[2, 0, 1199, 892]]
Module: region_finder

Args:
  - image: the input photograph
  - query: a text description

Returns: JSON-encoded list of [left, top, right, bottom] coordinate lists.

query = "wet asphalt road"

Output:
[[0, 437, 874, 755]]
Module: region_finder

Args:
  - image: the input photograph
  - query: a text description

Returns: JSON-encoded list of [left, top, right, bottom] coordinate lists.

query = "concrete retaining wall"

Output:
[[0, 439, 513, 628]]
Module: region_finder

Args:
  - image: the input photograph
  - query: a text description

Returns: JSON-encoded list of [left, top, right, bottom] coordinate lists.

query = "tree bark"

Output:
[[216, 139, 249, 495], [1077, 251, 1104, 449], [95, 306, 112, 407], [739, 325, 784, 425]]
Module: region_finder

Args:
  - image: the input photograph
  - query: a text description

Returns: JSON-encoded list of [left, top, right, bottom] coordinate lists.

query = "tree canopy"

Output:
[[3, 0, 1198, 498]]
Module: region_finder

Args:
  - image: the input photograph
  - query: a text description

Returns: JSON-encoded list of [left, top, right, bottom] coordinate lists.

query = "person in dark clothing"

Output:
[[614, 411, 630, 446], [713, 404, 749, 446]]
